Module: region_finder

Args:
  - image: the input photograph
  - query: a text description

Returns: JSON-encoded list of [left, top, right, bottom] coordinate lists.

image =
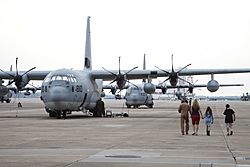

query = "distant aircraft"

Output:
[[171, 83, 244, 100], [0, 83, 39, 103], [0, 84, 12, 103], [241, 92, 249, 101], [124, 55, 244, 108], [124, 54, 154, 108], [0, 59, 36, 92], [0, 64, 38, 103], [102, 54, 155, 108], [154, 55, 245, 93], [1, 16, 250, 118], [125, 85, 154, 108]]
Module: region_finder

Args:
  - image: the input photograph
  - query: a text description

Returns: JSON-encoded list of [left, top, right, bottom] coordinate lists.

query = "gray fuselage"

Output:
[[41, 68, 101, 112], [125, 85, 153, 108]]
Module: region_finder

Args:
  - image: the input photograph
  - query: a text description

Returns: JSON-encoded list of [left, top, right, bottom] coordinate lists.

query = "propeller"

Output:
[[0, 57, 36, 91], [155, 54, 192, 86], [102, 57, 138, 90]]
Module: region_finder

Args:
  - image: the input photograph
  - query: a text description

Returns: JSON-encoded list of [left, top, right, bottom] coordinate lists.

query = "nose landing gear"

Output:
[[56, 111, 67, 119]]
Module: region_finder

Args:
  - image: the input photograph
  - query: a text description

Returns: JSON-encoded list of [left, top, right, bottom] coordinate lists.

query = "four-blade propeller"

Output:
[[0, 57, 36, 91], [155, 54, 192, 86], [102, 57, 138, 90]]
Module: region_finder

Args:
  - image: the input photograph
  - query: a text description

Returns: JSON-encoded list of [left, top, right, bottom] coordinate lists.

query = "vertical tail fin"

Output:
[[84, 16, 92, 70], [143, 54, 146, 70], [142, 54, 146, 83]]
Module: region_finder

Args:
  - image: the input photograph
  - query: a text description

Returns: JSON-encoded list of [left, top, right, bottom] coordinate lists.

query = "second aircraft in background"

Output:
[[120, 54, 244, 108]]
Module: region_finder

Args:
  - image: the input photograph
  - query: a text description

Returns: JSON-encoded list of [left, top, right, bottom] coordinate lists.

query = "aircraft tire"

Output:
[[46, 108, 57, 118], [63, 111, 66, 119], [49, 111, 57, 117], [133, 105, 139, 108]]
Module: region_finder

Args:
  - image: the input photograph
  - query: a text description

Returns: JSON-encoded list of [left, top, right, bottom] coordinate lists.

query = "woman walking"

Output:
[[191, 99, 203, 136]]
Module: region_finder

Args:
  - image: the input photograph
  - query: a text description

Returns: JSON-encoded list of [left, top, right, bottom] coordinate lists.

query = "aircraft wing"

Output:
[[90, 70, 157, 80], [170, 68, 250, 76], [0, 71, 51, 80], [1, 68, 250, 81], [0, 69, 157, 83], [90, 68, 250, 80], [192, 84, 244, 88], [7, 86, 40, 93], [102, 84, 130, 89]]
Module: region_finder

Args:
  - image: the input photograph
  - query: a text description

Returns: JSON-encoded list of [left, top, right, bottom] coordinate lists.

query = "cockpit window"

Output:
[[44, 74, 77, 83], [129, 87, 142, 93]]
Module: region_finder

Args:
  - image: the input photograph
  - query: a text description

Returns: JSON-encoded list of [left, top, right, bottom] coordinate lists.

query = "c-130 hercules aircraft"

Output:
[[1, 16, 250, 119]]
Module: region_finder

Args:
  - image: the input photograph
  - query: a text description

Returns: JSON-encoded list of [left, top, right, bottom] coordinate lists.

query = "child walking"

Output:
[[204, 106, 213, 136]]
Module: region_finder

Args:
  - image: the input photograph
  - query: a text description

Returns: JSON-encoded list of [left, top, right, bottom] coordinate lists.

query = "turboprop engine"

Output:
[[24, 91, 31, 96], [161, 87, 167, 94], [207, 80, 219, 92], [143, 83, 156, 94], [188, 86, 194, 94]]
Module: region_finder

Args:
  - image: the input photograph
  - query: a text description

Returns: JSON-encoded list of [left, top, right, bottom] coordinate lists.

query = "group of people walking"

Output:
[[178, 99, 235, 136]]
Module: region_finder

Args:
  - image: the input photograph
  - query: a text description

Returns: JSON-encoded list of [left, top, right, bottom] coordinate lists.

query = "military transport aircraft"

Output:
[[124, 54, 154, 108], [1, 16, 250, 119], [0, 64, 38, 103], [0, 84, 12, 103]]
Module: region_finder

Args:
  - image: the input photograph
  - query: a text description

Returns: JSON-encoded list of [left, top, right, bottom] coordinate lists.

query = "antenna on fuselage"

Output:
[[84, 16, 92, 70]]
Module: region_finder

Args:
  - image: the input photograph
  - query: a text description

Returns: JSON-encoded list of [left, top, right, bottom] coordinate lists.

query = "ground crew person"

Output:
[[178, 99, 191, 135]]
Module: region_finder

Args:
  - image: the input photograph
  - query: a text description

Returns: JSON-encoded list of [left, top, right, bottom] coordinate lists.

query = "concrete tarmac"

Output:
[[0, 98, 250, 167]]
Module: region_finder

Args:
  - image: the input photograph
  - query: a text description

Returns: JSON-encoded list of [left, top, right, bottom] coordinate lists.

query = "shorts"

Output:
[[192, 115, 200, 125], [226, 123, 233, 129]]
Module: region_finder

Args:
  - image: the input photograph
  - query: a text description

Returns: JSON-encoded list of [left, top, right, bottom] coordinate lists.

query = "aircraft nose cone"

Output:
[[50, 86, 67, 102]]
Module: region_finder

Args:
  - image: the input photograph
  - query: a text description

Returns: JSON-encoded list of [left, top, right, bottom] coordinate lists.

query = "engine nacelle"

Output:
[[161, 87, 167, 94], [24, 91, 31, 96], [188, 87, 194, 94], [143, 83, 156, 94], [110, 87, 117, 95], [207, 80, 219, 92], [100, 92, 105, 97]]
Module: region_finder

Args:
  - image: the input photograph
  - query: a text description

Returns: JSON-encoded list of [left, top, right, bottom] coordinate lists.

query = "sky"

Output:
[[0, 0, 250, 96]]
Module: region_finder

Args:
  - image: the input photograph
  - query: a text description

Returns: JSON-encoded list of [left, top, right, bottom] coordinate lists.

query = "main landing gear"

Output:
[[48, 111, 66, 119], [54, 111, 67, 119], [46, 108, 65, 119]]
